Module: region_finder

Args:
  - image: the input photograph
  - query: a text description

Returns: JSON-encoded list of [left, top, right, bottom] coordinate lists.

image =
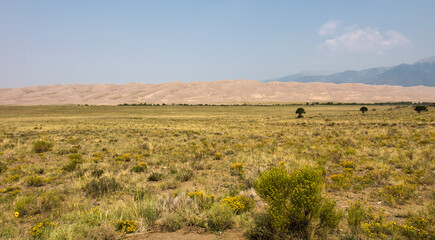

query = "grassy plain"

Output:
[[0, 105, 434, 239]]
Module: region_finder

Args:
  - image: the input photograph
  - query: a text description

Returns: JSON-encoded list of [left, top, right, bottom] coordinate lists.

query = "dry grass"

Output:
[[0, 105, 433, 239]]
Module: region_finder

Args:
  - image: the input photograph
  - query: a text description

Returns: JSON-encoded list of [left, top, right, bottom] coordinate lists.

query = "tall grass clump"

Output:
[[253, 166, 342, 239]]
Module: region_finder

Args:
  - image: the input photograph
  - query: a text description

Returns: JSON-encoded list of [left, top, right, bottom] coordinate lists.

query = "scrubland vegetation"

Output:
[[0, 104, 433, 239]]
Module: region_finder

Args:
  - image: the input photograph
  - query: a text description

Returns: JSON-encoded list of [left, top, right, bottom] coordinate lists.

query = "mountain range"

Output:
[[265, 56, 435, 87]]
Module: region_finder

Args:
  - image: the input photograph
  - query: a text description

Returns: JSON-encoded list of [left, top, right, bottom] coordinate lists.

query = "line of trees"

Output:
[[118, 102, 434, 107]]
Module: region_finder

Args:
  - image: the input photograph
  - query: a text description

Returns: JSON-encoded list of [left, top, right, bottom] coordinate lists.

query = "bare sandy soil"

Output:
[[1, 79, 434, 105]]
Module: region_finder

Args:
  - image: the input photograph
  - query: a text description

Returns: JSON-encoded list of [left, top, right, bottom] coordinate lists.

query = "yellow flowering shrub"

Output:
[[0, 186, 22, 198], [221, 195, 254, 214], [230, 163, 243, 176], [116, 220, 138, 233], [29, 220, 55, 239], [131, 161, 147, 173]]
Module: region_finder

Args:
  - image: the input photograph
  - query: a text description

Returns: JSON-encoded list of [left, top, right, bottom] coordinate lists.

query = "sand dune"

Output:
[[0, 80, 434, 105]]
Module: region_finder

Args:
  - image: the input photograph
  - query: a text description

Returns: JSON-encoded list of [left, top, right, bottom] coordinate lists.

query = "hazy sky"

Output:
[[1, 0, 435, 88]]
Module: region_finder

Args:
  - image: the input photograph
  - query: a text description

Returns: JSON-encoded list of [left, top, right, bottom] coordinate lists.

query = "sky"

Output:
[[1, 0, 435, 88]]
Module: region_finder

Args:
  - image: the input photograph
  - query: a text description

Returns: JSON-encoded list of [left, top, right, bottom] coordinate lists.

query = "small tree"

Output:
[[414, 105, 428, 113], [360, 106, 368, 114], [296, 108, 306, 118]]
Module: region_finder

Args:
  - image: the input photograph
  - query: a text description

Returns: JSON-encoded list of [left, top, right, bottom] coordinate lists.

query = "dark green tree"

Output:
[[360, 106, 368, 114], [414, 105, 428, 113], [296, 108, 306, 118]]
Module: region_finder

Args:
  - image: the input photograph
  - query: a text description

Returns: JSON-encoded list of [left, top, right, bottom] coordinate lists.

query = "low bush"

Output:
[[255, 166, 342, 239], [131, 162, 147, 173], [29, 219, 55, 239], [175, 168, 193, 182], [244, 212, 276, 240], [33, 140, 53, 153], [24, 175, 46, 187], [206, 204, 234, 232], [380, 183, 415, 205], [221, 195, 254, 214], [159, 212, 183, 232], [148, 172, 163, 181], [82, 177, 121, 197], [347, 200, 367, 235], [91, 169, 104, 178], [115, 220, 138, 233], [0, 162, 7, 174]]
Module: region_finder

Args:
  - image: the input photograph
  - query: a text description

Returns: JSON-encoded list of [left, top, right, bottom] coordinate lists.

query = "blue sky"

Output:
[[1, 0, 435, 87]]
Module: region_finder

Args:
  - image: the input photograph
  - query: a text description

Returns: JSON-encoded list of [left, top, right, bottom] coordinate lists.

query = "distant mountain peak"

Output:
[[264, 55, 435, 87], [415, 55, 435, 64]]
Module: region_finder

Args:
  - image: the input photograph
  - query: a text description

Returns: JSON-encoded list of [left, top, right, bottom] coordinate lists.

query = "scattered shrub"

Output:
[[29, 219, 55, 239], [115, 220, 138, 233], [62, 159, 82, 172], [0, 162, 7, 174], [0, 186, 22, 198], [230, 163, 243, 176], [131, 162, 147, 173], [82, 177, 121, 197], [206, 204, 234, 232], [25, 175, 46, 187], [244, 212, 276, 240], [347, 200, 367, 235], [14, 194, 36, 216], [175, 168, 193, 182], [380, 183, 415, 205], [148, 172, 163, 182], [91, 169, 104, 178], [221, 195, 254, 214], [33, 140, 53, 153], [14, 191, 64, 216], [255, 166, 341, 238], [159, 212, 183, 232]]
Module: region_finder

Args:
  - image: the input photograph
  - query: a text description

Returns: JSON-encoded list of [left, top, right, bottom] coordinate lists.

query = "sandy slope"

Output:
[[0, 80, 434, 105]]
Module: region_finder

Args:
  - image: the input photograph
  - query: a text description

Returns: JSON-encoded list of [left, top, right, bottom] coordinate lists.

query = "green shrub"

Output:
[[29, 219, 55, 239], [33, 140, 53, 153], [175, 168, 193, 182], [380, 183, 415, 205], [206, 204, 234, 232], [82, 177, 121, 197], [0, 162, 7, 174], [91, 169, 104, 178], [14, 194, 36, 216], [160, 212, 183, 232], [255, 166, 341, 239], [131, 162, 147, 173], [148, 172, 163, 182], [14, 191, 64, 216], [37, 190, 65, 213], [347, 200, 367, 234], [244, 212, 276, 240], [62, 159, 82, 172], [25, 175, 46, 187]]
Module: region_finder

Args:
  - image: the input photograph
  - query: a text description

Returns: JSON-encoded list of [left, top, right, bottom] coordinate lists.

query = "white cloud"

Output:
[[318, 20, 341, 36], [320, 25, 410, 52]]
